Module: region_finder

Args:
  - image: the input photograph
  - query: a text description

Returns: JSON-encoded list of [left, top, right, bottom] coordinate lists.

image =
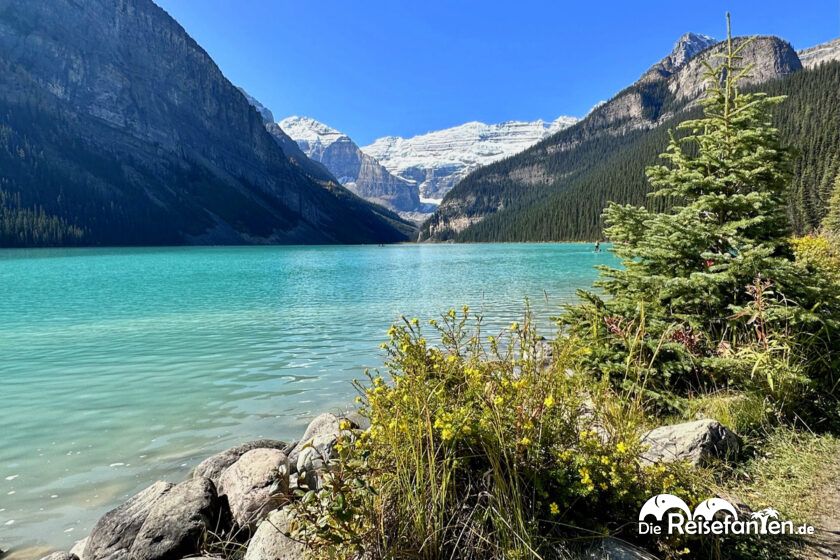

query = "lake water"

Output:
[[0, 243, 615, 552]]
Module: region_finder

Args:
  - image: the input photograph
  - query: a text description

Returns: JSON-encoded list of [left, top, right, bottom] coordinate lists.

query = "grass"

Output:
[[674, 391, 774, 435], [722, 428, 840, 525]]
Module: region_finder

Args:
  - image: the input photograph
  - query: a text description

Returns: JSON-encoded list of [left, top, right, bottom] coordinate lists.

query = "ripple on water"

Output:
[[0, 243, 614, 551]]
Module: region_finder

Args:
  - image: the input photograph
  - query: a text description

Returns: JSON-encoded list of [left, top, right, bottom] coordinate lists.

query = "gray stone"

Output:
[[243, 508, 306, 560], [218, 448, 289, 529], [342, 410, 370, 431], [288, 413, 341, 467], [578, 537, 660, 559], [131, 477, 228, 560], [69, 538, 88, 560], [295, 446, 326, 491], [84, 481, 173, 560], [193, 440, 288, 484], [641, 419, 740, 466], [300, 414, 341, 446], [38, 553, 78, 560]]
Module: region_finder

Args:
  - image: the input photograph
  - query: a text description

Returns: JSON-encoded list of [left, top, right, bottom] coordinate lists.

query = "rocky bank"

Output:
[[20, 411, 742, 560]]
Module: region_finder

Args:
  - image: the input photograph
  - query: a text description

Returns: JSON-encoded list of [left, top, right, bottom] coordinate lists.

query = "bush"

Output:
[[290, 309, 695, 559]]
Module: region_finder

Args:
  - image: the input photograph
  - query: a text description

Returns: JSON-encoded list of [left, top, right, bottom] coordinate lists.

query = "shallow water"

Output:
[[0, 243, 616, 551]]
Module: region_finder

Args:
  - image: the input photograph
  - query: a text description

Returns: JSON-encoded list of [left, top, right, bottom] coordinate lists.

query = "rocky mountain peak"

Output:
[[0, 0, 409, 245], [279, 116, 348, 154], [278, 116, 423, 215], [361, 117, 578, 200], [669, 32, 717, 69], [642, 32, 717, 81]]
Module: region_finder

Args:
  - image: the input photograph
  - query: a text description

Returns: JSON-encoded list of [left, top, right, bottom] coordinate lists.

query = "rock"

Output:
[[38, 553, 78, 560], [193, 440, 288, 484], [243, 508, 306, 560], [577, 537, 659, 559], [84, 481, 174, 560], [278, 116, 423, 214], [218, 448, 290, 529], [296, 446, 326, 491], [641, 419, 740, 466], [131, 477, 228, 560], [300, 413, 341, 446], [69, 538, 88, 560], [288, 413, 341, 466], [342, 410, 370, 431]]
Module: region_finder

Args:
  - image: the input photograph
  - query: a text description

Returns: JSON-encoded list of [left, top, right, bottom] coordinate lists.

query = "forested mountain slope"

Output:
[[0, 0, 410, 246], [419, 35, 831, 242]]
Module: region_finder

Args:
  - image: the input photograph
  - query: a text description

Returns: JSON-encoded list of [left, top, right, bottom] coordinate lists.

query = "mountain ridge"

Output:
[[798, 37, 840, 68], [0, 0, 410, 246], [279, 116, 424, 215], [362, 116, 578, 202], [420, 33, 803, 241]]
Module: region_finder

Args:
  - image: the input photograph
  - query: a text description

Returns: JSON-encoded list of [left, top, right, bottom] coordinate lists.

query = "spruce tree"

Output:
[[599, 15, 792, 337], [823, 174, 840, 234], [563, 16, 838, 397]]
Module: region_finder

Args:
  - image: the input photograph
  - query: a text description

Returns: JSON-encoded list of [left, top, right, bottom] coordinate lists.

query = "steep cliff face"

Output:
[[0, 0, 408, 245], [420, 34, 802, 241], [581, 36, 799, 137], [670, 36, 801, 102], [237, 89, 339, 185], [279, 116, 423, 214]]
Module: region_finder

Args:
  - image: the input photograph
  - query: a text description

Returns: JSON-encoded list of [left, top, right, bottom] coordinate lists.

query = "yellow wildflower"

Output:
[[549, 502, 559, 515], [543, 394, 555, 408], [616, 441, 627, 453]]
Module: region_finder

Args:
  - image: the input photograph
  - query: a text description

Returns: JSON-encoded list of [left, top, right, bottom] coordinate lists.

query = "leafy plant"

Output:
[[290, 309, 695, 559]]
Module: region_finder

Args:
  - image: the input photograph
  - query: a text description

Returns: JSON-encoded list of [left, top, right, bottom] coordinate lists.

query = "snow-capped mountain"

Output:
[[280, 116, 424, 214], [798, 37, 840, 69], [361, 117, 578, 201], [238, 88, 340, 185]]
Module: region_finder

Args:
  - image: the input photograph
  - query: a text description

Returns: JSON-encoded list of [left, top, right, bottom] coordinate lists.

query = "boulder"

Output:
[[69, 538, 88, 560], [84, 481, 174, 560], [131, 477, 228, 560], [288, 414, 341, 466], [641, 419, 740, 466], [243, 508, 306, 560], [193, 440, 288, 484], [218, 448, 289, 529], [295, 446, 326, 491], [38, 553, 78, 560]]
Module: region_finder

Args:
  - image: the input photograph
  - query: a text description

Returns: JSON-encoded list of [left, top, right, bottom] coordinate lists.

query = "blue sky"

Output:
[[155, 0, 840, 145]]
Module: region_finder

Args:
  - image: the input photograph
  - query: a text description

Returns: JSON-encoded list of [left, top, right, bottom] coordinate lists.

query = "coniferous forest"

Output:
[[440, 61, 840, 242]]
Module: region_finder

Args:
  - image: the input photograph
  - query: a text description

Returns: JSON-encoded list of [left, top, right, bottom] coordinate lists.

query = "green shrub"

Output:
[[290, 309, 695, 559]]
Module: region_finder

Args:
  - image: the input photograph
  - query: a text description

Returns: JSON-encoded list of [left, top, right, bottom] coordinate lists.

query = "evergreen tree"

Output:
[[563, 16, 839, 399], [823, 174, 840, 234], [600, 15, 792, 337]]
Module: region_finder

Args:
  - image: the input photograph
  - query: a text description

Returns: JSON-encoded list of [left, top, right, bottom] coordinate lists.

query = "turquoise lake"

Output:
[[0, 243, 616, 552]]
